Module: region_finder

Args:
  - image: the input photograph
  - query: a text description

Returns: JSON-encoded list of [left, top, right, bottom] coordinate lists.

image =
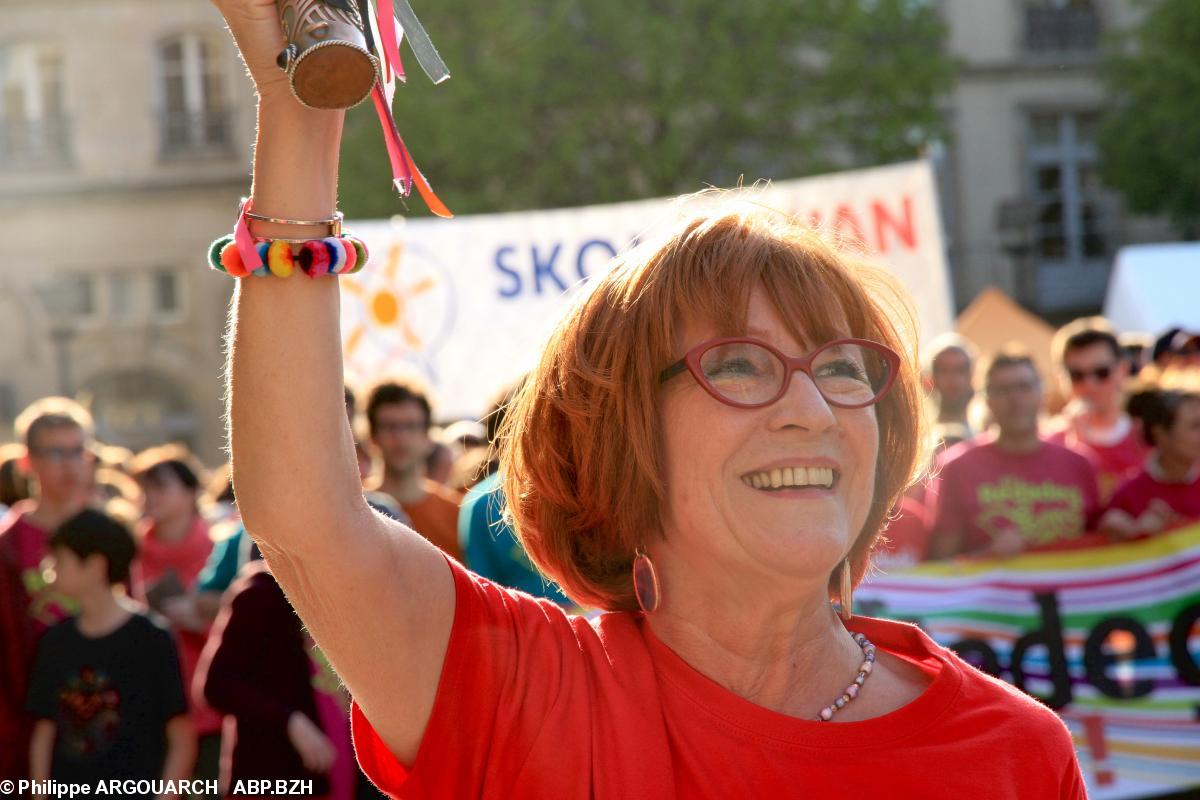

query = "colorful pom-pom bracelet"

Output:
[[207, 234, 368, 278]]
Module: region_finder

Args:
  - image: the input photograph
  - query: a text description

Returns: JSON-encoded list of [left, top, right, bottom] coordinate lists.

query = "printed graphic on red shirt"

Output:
[[975, 477, 1087, 546], [22, 566, 76, 632]]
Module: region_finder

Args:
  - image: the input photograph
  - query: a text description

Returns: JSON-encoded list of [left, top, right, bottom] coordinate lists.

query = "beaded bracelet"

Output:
[[207, 234, 369, 278]]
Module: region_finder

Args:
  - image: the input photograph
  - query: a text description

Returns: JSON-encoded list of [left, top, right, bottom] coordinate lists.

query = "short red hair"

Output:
[[501, 198, 927, 610]]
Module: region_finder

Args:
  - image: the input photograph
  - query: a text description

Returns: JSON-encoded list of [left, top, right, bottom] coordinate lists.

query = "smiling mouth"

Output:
[[741, 466, 837, 491]]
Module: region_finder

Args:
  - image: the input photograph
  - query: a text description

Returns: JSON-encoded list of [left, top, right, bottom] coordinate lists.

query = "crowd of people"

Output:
[[0, 374, 564, 799], [878, 319, 1200, 567], [1, 311, 1195, 795]]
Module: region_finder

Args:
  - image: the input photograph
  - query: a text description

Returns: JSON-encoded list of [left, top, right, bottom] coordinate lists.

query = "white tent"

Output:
[[1103, 243, 1200, 334]]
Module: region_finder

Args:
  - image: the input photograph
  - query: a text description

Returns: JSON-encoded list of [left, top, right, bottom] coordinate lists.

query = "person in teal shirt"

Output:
[[459, 472, 570, 606]]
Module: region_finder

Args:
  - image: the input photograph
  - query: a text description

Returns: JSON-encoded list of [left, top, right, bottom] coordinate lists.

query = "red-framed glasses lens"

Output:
[[660, 337, 900, 409]]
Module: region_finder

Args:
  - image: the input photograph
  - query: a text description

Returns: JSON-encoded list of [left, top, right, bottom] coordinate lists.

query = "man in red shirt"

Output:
[[1045, 318, 1149, 503], [0, 397, 94, 780], [929, 349, 1100, 559]]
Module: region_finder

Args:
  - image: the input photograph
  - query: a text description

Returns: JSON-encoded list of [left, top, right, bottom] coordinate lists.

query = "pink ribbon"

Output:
[[369, 0, 450, 217], [373, 6, 405, 85], [234, 197, 264, 270]]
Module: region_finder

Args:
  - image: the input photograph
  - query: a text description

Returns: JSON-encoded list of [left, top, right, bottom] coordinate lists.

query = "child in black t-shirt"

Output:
[[25, 510, 195, 798]]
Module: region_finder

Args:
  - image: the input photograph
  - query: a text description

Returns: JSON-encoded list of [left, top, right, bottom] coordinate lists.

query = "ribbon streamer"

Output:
[[391, 0, 450, 84], [362, 0, 452, 218]]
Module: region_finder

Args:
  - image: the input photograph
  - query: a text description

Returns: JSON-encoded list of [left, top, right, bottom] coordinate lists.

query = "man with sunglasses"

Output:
[[0, 397, 95, 783], [1046, 318, 1149, 503]]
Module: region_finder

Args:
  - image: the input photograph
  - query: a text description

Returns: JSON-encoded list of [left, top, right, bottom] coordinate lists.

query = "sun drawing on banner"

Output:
[[340, 238, 455, 382]]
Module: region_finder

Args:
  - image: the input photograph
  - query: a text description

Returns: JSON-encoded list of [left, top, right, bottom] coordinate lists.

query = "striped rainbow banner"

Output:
[[857, 524, 1200, 799]]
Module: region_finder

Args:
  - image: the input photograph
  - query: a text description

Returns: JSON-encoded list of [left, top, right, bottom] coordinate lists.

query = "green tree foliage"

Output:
[[1099, 0, 1200, 236], [339, 0, 955, 218]]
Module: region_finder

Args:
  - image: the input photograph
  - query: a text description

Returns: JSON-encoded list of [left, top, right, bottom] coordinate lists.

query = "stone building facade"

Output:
[[1, 0, 255, 464], [937, 0, 1175, 318]]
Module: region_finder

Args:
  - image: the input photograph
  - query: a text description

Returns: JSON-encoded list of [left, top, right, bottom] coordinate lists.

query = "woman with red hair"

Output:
[[214, 0, 1084, 795]]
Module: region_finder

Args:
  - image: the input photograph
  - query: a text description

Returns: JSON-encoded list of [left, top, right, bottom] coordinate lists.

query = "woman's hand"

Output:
[[161, 595, 206, 632], [287, 711, 337, 773], [209, 0, 294, 99]]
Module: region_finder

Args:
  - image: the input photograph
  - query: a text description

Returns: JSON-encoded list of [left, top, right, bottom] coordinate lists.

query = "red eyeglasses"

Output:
[[659, 337, 901, 409]]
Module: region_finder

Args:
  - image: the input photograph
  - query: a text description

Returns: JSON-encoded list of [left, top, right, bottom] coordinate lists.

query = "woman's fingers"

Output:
[[208, 0, 295, 96]]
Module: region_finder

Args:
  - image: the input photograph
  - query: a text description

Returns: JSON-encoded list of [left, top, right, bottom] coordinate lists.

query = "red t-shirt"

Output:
[[131, 515, 221, 736], [0, 503, 75, 779], [351, 559, 1084, 799], [0, 502, 76, 633], [1107, 468, 1200, 523], [1045, 417, 1149, 504], [929, 439, 1100, 557]]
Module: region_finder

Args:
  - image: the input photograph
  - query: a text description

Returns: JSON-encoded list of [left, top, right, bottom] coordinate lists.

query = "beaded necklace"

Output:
[[817, 632, 876, 721]]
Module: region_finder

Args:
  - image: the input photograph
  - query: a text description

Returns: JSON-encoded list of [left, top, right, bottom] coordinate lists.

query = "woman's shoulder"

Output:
[[858, 616, 1074, 739], [449, 557, 653, 678], [950, 649, 1070, 729]]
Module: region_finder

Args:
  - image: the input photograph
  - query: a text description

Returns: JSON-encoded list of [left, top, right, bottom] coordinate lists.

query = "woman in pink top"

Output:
[[1102, 390, 1200, 538], [128, 446, 223, 764], [213, 1, 1084, 795]]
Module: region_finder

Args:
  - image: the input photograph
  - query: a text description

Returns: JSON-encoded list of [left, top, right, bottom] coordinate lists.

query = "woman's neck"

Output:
[[153, 512, 195, 543], [1154, 449, 1199, 484], [646, 554, 865, 720]]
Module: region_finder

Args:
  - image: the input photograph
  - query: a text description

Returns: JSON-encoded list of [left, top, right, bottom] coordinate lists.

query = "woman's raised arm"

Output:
[[216, 0, 454, 765]]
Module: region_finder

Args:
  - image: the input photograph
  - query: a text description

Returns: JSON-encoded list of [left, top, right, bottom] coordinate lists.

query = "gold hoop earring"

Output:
[[838, 558, 853, 622]]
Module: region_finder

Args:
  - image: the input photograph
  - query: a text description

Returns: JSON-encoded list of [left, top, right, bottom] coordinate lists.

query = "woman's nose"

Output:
[[767, 369, 837, 432]]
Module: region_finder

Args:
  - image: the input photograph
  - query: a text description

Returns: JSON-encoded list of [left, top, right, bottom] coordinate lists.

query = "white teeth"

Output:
[[742, 466, 835, 490]]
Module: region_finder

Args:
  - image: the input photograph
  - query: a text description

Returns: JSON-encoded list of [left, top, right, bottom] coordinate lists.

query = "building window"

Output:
[[0, 43, 70, 168], [153, 270, 182, 317], [1024, 0, 1100, 54], [1026, 111, 1113, 310], [108, 273, 136, 322], [40, 274, 97, 319], [1028, 111, 1107, 262], [157, 35, 230, 156]]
